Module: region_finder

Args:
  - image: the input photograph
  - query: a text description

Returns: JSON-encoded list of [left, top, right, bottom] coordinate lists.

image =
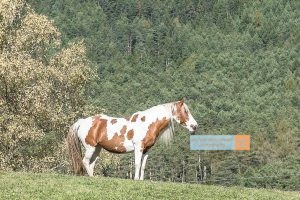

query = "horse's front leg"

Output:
[[140, 152, 149, 180], [134, 144, 143, 180]]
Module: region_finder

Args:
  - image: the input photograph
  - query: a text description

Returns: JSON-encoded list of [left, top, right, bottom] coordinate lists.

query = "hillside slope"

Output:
[[0, 171, 299, 200]]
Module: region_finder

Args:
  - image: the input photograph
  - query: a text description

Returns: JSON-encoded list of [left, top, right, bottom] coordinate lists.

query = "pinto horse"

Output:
[[67, 99, 198, 180]]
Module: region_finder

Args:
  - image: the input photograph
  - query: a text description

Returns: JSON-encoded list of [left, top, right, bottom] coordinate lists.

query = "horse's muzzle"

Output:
[[190, 124, 198, 131], [189, 124, 198, 135]]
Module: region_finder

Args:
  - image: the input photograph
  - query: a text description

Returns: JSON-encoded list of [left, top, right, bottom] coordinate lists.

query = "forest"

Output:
[[0, 0, 299, 190]]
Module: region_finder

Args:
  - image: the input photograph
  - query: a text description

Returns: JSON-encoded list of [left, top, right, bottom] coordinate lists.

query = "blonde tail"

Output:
[[66, 122, 83, 175]]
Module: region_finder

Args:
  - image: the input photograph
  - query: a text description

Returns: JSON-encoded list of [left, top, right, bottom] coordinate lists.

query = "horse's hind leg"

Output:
[[89, 145, 102, 176], [83, 145, 101, 177]]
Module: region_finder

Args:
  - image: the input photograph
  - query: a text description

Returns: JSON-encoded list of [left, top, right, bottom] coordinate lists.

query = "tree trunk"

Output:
[[203, 165, 207, 183], [182, 160, 185, 183], [129, 157, 133, 179], [127, 33, 132, 54], [137, 0, 142, 17], [198, 153, 202, 183]]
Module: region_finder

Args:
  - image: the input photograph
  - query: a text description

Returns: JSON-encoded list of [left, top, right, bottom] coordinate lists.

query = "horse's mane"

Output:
[[158, 102, 175, 145]]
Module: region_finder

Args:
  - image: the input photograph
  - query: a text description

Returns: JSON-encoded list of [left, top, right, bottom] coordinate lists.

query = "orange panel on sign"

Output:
[[234, 135, 250, 150]]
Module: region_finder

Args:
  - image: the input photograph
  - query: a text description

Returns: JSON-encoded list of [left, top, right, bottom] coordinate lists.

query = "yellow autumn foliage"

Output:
[[0, 0, 94, 171]]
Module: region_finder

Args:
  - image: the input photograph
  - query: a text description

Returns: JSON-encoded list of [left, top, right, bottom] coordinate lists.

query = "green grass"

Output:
[[0, 171, 299, 200]]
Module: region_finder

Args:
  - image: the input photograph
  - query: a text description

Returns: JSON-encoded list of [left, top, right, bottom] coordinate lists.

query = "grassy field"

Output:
[[0, 171, 299, 200]]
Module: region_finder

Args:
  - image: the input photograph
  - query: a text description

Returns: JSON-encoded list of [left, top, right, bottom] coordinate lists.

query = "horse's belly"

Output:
[[100, 139, 134, 154]]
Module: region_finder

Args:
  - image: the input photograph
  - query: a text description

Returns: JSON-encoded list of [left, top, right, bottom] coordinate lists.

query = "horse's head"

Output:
[[172, 99, 198, 133]]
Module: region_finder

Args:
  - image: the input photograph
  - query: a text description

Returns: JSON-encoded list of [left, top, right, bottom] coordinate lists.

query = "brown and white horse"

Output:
[[67, 99, 198, 180]]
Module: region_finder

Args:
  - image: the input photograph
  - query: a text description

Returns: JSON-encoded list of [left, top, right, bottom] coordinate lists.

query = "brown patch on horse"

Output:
[[100, 125, 127, 153], [102, 131, 127, 153], [85, 117, 107, 146], [130, 114, 139, 122], [85, 117, 127, 153], [174, 101, 189, 126], [127, 129, 134, 140], [111, 119, 117, 124], [141, 116, 146, 122], [141, 117, 170, 153], [120, 125, 127, 135]]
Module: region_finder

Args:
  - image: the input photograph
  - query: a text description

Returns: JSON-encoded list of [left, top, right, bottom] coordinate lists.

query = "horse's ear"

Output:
[[179, 97, 186, 106]]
